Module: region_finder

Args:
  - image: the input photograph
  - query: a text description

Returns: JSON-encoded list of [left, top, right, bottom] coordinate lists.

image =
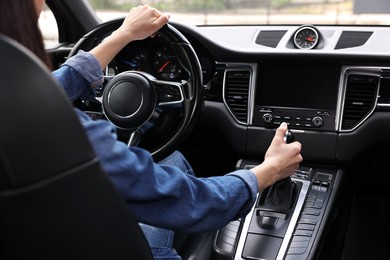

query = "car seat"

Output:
[[0, 33, 154, 259], [0, 33, 215, 260]]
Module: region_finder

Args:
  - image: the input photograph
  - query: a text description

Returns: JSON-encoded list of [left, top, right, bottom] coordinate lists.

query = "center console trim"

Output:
[[234, 178, 311, 260]]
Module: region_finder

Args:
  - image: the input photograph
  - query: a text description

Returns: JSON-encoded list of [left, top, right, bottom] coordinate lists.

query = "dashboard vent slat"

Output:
[[255, 30, 287, 48], [224, 71, 250, 123], [335, 31, 373, 49], [341, 74, 378, 130]]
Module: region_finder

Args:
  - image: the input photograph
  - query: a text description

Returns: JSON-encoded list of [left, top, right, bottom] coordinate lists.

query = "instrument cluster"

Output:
[[105, 35, 186, 81], [105, 34, 215, 84]]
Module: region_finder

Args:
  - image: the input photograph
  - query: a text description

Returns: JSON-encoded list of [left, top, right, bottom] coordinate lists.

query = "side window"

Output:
[[38, 4, 59, 48]]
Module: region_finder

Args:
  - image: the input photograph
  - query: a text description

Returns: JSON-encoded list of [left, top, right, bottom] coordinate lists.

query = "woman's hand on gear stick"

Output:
[[250, 122, 303, 191]]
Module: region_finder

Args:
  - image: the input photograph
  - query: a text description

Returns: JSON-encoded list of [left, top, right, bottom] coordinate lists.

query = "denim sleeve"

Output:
[[52, 50, 103, 102], [74, 109, 259, 233]]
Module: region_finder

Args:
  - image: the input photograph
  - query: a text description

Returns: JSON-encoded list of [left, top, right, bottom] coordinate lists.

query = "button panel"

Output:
[[285, 171, 333, 260], [252, 106, 336, 131]]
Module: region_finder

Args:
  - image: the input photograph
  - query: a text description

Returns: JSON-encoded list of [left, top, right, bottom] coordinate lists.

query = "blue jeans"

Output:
[[139, 151, 195, 259]]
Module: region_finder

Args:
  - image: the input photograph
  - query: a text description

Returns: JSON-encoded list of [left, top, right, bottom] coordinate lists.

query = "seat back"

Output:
[[0, 34, 153, 259]]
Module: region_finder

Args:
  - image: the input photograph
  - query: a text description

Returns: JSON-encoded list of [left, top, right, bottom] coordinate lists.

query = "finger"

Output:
[[274, 122, 288, 140], [154, 12, 170, 24]]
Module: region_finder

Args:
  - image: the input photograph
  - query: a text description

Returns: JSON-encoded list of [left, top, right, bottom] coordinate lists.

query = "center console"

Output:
[[212, 159, 340, 260]]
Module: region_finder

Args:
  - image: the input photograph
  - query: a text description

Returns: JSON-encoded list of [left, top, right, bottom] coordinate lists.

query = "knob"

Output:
[[312, 116, 323, 127], [262, 113, 273, 123], [283, 129, 295, 143]]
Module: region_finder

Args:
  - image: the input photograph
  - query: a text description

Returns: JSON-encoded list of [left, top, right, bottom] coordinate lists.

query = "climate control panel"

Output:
[[253, 106, 336, 131]]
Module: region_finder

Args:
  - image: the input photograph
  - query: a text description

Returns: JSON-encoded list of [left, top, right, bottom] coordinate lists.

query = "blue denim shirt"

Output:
[[52, 51, 258, 233]]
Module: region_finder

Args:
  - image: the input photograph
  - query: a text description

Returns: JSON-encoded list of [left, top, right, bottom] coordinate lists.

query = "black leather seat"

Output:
[[0, 33, 215, 260], [0, 34, 153, 259]]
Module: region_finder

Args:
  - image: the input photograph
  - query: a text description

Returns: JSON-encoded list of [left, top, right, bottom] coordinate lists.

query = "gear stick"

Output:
[[259, 128, 298, 211]]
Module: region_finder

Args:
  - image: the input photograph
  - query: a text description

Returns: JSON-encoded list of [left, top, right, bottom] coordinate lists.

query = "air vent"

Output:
[[341, 74, 378, 130], [224, 71, 250, 123], [335, 31, 373, 49], [255, 30, 287, 48]]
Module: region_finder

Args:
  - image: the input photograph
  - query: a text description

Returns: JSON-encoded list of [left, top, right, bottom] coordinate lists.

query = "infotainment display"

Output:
[[255, 64, 341, 110], [253, 63, 341, 131]]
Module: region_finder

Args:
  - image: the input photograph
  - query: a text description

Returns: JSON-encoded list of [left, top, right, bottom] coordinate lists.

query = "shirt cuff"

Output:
[[227, 169, 259, 218], [64, 50, 104, 88]]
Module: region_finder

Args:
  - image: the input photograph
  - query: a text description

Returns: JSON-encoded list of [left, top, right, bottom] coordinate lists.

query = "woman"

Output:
[[0, 0, 302, 258]]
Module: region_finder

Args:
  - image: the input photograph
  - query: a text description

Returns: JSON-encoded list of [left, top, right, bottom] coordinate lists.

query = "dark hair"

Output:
[[0, 0, 52, 69]]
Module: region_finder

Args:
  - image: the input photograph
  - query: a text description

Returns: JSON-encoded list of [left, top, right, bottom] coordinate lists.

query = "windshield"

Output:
[[89, 0, 390, 25]]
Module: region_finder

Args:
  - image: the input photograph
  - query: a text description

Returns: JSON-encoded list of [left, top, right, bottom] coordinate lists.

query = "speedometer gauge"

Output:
[[153, 45, 183, 80], [293, 26, 319, 50]]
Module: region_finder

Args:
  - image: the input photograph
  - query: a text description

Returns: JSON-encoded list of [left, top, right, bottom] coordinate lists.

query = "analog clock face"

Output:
[[294, 26, 319, 49]]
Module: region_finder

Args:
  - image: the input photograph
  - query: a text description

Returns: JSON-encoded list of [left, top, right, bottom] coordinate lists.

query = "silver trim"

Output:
[[221, 62, 257, 125], [377, 103, 390, 108], [293, 26, 319, 50], [277, 179, 310, 260], [234, 178, 311, 260], [338, 66, 386, 132]]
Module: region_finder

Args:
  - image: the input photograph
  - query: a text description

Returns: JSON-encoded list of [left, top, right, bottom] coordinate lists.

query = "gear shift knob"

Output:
[[283, 129, 295, 143], [260, 127, 298, 211]]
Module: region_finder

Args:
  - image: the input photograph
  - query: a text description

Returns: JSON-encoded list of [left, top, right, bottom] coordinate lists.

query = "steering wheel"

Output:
[[68, 19, 203, 161]]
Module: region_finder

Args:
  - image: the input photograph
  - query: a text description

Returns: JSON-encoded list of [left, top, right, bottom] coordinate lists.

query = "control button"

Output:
[[296, 224, 315, 231], [287, 246, 307, 254], [298, 216, 317, 225], [291, 235, 311, 243], [311, 185, 319, 191], [294, 230, 313, 236], [305, 194, 316, 203], [314, 200, 324, 209], [321, 181, 329, 187], [312, 116, 323, 127], [319, 186, 328, 192], [290, 240, 309, 248], [302, 208, 321, 216], [262, 113, 273, 123], [304, 202, 314, 208]]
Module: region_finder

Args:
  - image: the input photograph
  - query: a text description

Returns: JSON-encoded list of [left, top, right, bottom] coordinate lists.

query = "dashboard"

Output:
[[103, 21, 390, 166], [163, 21, 390, 165]]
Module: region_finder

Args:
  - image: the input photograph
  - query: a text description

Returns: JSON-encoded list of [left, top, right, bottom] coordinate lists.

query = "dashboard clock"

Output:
[[293, 26, 319, 49]]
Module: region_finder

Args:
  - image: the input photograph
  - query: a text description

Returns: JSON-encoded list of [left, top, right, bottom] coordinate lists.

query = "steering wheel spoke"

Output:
[[154, 79, 185, 108]]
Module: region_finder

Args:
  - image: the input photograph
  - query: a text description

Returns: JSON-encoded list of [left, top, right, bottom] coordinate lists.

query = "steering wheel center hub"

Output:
[[109, 81, 142, 117], [103, 72, 156, 129]]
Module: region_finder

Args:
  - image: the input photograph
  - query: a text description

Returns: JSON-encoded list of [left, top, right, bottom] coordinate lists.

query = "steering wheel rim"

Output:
[[68, 19, 203, 161]]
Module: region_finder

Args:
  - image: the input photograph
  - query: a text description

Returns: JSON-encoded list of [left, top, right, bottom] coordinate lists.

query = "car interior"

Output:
[[2, 0, 390, 259]]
